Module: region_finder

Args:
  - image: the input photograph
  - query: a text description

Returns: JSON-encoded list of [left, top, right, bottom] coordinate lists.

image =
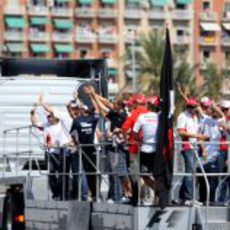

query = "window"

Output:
[[30, 0, 45, 6], [177, 30, 184, 36], [202, 1, 210, 11], [203, 50, 210, 62], [226, 2, 230, 12], [80, 49, 88, 59], [225, 51, 230, 64], [175, 4, 186, 10]]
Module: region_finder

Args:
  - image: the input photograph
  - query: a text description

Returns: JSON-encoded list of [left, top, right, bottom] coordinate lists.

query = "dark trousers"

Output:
[[82, 149, 97, 199], [46, 149, 71, 200], [71, 152, 89, 200], [198, 160, 219, 203]]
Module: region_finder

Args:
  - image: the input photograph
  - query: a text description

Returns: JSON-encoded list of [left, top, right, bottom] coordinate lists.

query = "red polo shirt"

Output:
[[122, 106, 148, 154]]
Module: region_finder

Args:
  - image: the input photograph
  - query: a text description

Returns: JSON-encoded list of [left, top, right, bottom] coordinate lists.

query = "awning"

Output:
[[108, 68, 118, 76], [222, 23, 230, 31], [55, 44, 73, 53], [151, 0, 168, 6], [79, 0, 92, 4], [7, 43, 25, 52], [30, 17, 47, 26], [101, 0, 117, 4], [176, 0, 192, 4], [5, 17, 26, 29], [30, 44, 50, 53], [54, 19, 73, 30], [200, 22, 221, 32]]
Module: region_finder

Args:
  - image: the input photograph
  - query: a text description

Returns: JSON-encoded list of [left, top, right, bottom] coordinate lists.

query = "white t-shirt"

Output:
[[203, 117, 222, 162], [177, 110, 199, 150], [38, 109, 72, 149], [133, 112, 159, 153]]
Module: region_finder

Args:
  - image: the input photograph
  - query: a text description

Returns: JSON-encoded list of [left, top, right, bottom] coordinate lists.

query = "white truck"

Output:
[[0, 58, 108, 230]]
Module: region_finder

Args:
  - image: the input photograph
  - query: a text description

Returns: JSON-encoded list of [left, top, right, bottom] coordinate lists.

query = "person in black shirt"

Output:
[[86, 85, 132, 202], [70, 97, 100, 201]]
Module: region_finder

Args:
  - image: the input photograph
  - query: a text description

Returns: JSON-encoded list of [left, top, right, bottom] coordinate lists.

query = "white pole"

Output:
[[131, 30, 137, 93]]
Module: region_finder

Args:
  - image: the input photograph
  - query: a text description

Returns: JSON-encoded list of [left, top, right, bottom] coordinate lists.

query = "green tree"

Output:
[[202, 63, 224, 101]]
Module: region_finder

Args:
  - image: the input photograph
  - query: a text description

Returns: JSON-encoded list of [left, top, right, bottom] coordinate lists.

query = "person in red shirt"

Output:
[[121, 94, 148, 205]]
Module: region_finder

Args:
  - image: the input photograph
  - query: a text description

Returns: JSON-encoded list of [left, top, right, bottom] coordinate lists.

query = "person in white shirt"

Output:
[[31, 95, 73, 200], [133, 96, 160, 198], [177, 98, 207, 206]]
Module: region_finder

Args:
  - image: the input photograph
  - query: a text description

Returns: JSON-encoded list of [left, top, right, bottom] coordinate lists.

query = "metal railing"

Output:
[[1, 127, 230, 216]]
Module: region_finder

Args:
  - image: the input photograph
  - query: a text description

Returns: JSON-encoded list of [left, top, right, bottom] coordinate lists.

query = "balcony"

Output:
[[199, 36, 217, 46], [4, 31, 24, 41], [124, 9, 142, 19], [27, 5, 49, 16], [172, 10, 193, 21], [75, 8, 96, 18], [200, 12, 217, 21], [148, 9, 165, 20], [51, 7, 73, 17], [28, 32, 49, 42], [98, 8, 118, 19], [4, 6, 26, 15], [98, 34, 118, 44], [52, 33, 73, 42], [221, 36, 230, 47], [173, 36, 190, 46], [76, 33, 96, 43]]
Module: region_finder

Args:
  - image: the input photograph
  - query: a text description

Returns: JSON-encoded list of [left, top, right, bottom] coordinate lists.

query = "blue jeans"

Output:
[[217, 151, 229, 203], [71, 152, 89, 200], [179, 149, 195, 201], [107, 150, 122, 201]]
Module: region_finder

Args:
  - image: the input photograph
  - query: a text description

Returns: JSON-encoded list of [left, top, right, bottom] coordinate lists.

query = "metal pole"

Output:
[[131, 30, 137, 93]]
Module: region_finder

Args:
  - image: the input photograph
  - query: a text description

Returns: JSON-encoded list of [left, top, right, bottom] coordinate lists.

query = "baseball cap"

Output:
[[186, 98, 198, 107], [133, 94, 146, 104], [70, 99, 81, 108], [200, 97, 213, 107], [147, 96, 160, 107]]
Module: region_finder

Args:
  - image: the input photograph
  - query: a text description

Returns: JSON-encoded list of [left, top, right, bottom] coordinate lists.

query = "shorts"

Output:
[[140, 152, 156, 174]]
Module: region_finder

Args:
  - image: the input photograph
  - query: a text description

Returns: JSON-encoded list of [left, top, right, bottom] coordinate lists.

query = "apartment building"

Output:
[[0, 0, 194, 92]]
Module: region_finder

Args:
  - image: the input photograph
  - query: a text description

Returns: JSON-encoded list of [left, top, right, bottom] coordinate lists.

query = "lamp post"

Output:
[[130, 29, 137, 93]]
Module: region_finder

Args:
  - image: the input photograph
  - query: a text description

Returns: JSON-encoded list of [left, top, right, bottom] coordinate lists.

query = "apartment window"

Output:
[[80, 49, 88, 59], [30, 0, 45, 6], [126, 0, 140, 9], [202, 50, 210, 62], [177, 30, 184, 36], [225, 51, 230, 64], [175, 3, 186, 10], [225, 2, 230, 18], [202, 1, 210, 11]]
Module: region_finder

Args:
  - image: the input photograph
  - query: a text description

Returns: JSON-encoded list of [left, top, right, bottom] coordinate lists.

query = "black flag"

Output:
[[154, 27, 174, 209]]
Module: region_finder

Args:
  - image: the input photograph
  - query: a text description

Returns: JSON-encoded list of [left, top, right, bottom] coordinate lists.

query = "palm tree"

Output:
[[202, 63, 225, 101], [134, 30, 164, 94], [126, 30, 225, 115]]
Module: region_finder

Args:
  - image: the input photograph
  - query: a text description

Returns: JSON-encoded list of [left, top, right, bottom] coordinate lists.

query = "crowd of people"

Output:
[[29, 84, 230, 206]]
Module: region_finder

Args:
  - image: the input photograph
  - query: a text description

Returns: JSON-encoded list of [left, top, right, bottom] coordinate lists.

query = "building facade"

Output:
[[3, 0, 229, 94]]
